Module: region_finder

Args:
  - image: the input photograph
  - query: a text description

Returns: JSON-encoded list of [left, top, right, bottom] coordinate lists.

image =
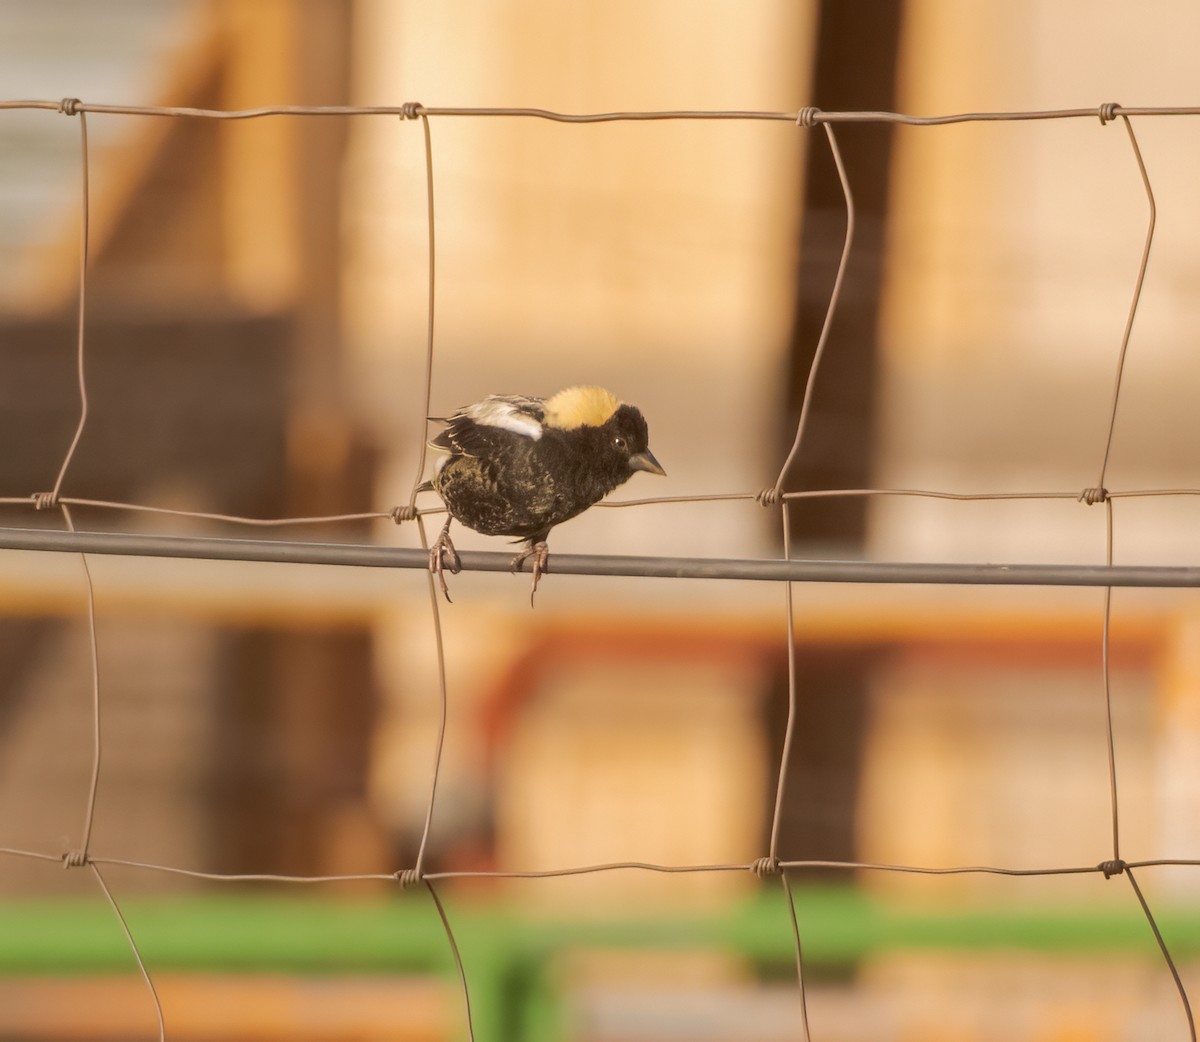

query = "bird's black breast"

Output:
[[432, 423, 627, 543]]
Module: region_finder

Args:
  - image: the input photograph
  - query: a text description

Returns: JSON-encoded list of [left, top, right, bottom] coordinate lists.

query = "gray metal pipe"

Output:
[[1, 526, 1198, 588]]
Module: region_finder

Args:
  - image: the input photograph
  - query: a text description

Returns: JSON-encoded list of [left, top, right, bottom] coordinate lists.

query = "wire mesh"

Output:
[[0, 97, 1198, 1041]]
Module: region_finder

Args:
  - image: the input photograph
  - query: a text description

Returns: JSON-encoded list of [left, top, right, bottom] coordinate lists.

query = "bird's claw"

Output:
[[510, 541, 550, 607], [429, 528, 461, 602]]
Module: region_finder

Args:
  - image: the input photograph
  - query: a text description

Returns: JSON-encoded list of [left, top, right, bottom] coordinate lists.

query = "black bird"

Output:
[[420, 386, 665, 603]]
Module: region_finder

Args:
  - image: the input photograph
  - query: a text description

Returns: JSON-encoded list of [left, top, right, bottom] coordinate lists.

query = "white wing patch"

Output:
[[460, 395, 544, 440]]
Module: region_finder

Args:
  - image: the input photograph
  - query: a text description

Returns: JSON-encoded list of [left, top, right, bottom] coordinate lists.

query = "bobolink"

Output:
[[420, 386, 665, 603]]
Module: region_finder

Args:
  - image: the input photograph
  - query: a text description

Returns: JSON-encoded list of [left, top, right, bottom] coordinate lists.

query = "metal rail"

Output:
[[2, 526, 1198, 588]]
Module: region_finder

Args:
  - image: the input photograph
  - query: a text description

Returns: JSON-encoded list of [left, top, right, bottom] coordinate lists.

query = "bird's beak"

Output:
[[629, 450, 666, 476]]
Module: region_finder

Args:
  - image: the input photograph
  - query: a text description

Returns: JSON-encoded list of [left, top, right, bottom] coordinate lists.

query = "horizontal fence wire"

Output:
[[2, 97, 1199, 1041], [5, 98, 1200, 123], [5, 845, 1200, 884]]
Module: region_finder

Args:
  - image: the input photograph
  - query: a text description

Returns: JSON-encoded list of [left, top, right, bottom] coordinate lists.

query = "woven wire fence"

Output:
[[1, 97, 1199, 1040]]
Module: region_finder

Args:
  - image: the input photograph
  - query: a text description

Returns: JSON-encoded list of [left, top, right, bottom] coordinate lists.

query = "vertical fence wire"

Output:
[[1091, 112, 1156, 862], [1085, 112, 1194, 1041], [393, 107, 477, 1040], [763, 116, 856, 1040], [89, 861, 166, 1039], [1127, 865, 1198, 1040], [44, 104, 167, 1041]]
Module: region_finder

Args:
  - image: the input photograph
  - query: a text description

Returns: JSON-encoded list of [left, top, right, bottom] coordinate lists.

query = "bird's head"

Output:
[[543, 386, 665, 483]]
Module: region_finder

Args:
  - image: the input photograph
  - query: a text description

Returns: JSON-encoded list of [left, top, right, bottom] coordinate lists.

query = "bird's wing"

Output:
[[431, 394, 546, 455]]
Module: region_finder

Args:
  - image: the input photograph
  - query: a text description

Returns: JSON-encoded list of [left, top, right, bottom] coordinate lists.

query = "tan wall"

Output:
[[862, 0, 1200, 901], [345, 2, 819, 875], [342, 0, 817, 562], [874, 0, 1200, 564]]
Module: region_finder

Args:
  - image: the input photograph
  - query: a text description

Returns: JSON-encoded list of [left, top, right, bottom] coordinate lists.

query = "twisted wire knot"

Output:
[[1078, 487, 1109, 506], [390, 504, 418, 524], [399, 102, 425, 120], [61, 849, 88, 869], [1098, 858, 1127, 879], [1098, 102, 1121, 125], [58, 97, 81, 116], [31, 491, 59, 510], [795, 106, 822, 128], [750, 856, 781, 879], [756, 487, 781, 507], [394, 868, 421, 888]]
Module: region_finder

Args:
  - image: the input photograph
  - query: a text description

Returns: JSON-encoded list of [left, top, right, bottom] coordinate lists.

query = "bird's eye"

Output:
[[613, 436, 628, 451]]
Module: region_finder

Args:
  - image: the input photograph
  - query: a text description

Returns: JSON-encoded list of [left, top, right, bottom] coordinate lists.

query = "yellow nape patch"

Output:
[[542, 386, 621, 429]]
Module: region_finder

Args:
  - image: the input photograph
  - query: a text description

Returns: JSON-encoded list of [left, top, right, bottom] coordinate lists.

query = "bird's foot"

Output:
[[510, 541, 550, 607], [428, 525, 461, 602]]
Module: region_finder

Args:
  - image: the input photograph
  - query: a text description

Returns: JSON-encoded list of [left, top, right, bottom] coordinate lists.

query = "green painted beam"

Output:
[[3, 887, 1198, 1042], [1, 886, 1197, 975]]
